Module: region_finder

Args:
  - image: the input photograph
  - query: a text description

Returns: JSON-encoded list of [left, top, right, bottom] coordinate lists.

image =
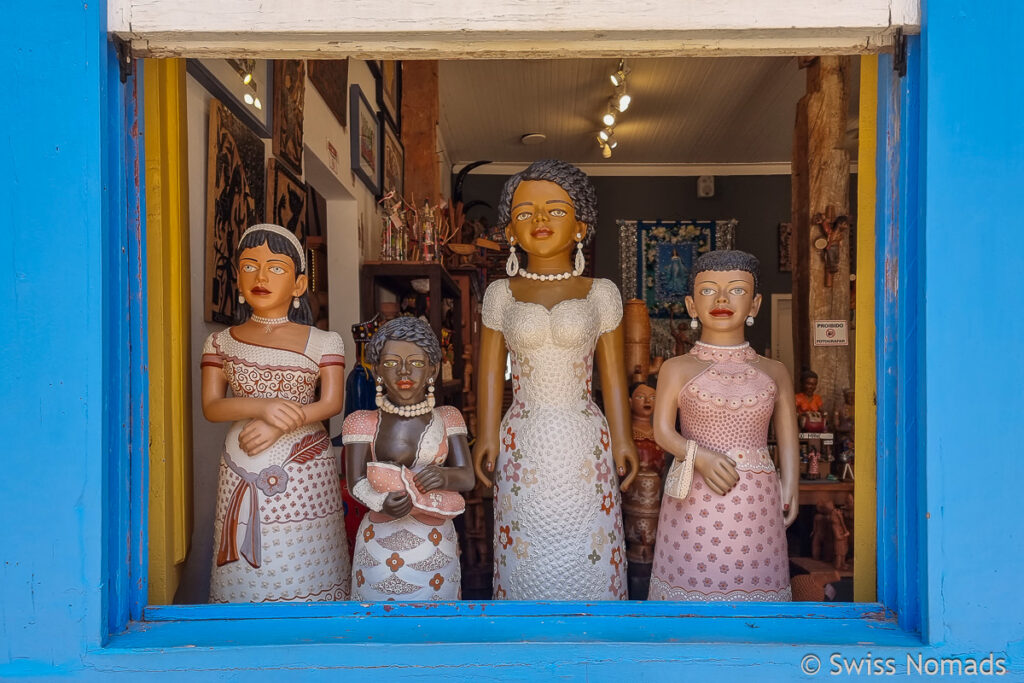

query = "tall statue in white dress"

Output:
[[473, 160, 639, 600]]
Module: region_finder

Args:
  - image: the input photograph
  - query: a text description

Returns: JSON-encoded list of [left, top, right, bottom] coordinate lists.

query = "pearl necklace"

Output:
[[251, 313, 289, 334], [379, 396, 434, 417], [517, 267, 581, 281]]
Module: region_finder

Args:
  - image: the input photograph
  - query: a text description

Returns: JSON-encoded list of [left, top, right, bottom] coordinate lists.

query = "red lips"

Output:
[[530, 228, 554, 238], [396, 380, 415, 390], [250, 286, 271, 295], [710, 308, 734, 317]]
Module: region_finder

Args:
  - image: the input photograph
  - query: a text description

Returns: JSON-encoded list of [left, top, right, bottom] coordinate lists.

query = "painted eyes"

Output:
[[381, 359, 426, 368], [698, 286, 748, 296], [240, 264, 288, 274], [514, 208, 569, 221]]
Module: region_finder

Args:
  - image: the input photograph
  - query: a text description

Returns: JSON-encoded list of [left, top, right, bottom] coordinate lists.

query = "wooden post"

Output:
[[401, 61, 441, 204], [791, 56, 852, 409]]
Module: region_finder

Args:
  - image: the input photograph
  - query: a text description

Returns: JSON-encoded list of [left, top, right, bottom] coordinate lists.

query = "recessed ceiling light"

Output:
[[520, 133, 547, 145]]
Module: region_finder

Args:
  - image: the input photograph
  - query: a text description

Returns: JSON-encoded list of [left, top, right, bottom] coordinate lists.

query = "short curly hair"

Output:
[[366, 317, 442, 366], [689, 250, 760, 294], [497, 159, 598, 242]]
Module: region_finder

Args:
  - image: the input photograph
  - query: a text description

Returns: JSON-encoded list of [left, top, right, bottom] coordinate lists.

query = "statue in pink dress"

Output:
[[648, 250, 799, 601], [342, 317, 475, 600], [201, 224, 350, 603]]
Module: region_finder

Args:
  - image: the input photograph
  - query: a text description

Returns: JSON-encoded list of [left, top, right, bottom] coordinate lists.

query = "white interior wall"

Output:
[[178, 59, 384, 603]]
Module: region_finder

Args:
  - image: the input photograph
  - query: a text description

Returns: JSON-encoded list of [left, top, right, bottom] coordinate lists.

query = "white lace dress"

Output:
[[482, 278, 628, 600]]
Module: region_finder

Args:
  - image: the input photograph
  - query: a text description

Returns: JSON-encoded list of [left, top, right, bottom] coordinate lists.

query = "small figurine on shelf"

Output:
[[201, 223, 350, 603], [342, 317, 475, 600], [807, 445, 822, 480], [830, 502, 851, 571], [623, 382, 665, 599], [795, 368, 826, 432], [834, 387, 855, 442], [649, 250, 799, 602], [838, 437, 855, 481]]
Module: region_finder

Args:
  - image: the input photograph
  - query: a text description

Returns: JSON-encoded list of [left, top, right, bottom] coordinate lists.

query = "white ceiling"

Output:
[[439, 56, 859, 168]]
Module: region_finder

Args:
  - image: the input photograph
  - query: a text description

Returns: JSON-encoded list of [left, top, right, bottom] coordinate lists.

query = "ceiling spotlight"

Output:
[[244, 92, 254, 105], [520, 132, 547, 145], [602, 108, 617, 127], [609, 140, 618, 149], [253, 97, 262, 110], [243, 73, 253, 85], [598, 127, 613, 143], [609, 59, 630, 87], [615, 90, 631, 112]]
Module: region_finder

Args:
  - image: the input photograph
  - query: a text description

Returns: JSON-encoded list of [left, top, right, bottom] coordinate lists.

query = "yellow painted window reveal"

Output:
[[144, 58, 194, 605]]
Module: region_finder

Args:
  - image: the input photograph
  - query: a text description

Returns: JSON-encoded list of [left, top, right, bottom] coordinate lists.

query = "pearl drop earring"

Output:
[[745, 315, 755, 327]]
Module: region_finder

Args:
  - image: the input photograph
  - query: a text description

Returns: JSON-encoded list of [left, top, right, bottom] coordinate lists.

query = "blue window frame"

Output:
[[99, 41, 926, 659]]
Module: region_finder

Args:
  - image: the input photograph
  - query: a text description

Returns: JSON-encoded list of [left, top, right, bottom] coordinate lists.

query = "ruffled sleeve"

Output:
[[200, 331, 223, 369], [319, 330, 346, 368], [341, 410, 378, 445], [591, 278, 624, 335], [481, 279, 509, 332], [438, 405, 468, 436]]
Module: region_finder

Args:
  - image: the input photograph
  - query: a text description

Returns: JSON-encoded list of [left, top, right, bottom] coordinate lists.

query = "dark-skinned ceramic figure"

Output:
[[343, 317, 475, 600]]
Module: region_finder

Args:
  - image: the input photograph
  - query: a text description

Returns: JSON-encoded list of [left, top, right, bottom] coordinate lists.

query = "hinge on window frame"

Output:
[[114, 36, 134, 83], [893, 27, 907, 78]]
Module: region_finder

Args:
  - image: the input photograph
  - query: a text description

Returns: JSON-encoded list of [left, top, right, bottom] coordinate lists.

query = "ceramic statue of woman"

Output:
[[473, 159, 639, 600], [648, 250, 798, 601], [201, 223, 350, 603], [342, 317, 475, 600]]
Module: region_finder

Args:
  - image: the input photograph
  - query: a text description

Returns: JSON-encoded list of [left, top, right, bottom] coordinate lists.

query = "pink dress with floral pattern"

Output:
[[649, 341, 792, 601], [202, 327, 351, 603], [482, 278, 628, 601]]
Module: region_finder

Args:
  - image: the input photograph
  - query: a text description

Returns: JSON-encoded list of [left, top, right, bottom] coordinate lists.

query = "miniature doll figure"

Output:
[[795, 369, 826, 432], [807, 446, 822, 480], [201, 224, 350, 603], [648, 250, 799, 601], [473, 159, 639, 600], [830, 502, 851, 571], [834, 387, 855, 442], [622, 382, 665, 598], [343, 317, 475, 600]]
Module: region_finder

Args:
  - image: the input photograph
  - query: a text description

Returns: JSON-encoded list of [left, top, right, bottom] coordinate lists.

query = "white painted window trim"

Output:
[[111, 0, 919, 58]]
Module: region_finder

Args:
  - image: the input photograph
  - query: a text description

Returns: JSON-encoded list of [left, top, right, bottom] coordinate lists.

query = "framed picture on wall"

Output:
[[379, 113, 404, 201], [204, 98, 266, 324], [349, 83, 380, 195], [370, 60, 402, 131], [267, 158, 308, 244], [307, 59, 349, 129], [272, 60, 306, 175], [188, 58, 272, 138]]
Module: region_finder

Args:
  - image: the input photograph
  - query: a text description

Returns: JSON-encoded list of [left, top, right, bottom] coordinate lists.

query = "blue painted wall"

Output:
[[2, 0, 1023, 678], [0, 0, 111, 670], [921, 0, 1024, 654]]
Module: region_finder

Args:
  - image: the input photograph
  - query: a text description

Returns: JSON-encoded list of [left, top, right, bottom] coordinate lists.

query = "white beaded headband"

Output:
[[239, 223, 306, 272]]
